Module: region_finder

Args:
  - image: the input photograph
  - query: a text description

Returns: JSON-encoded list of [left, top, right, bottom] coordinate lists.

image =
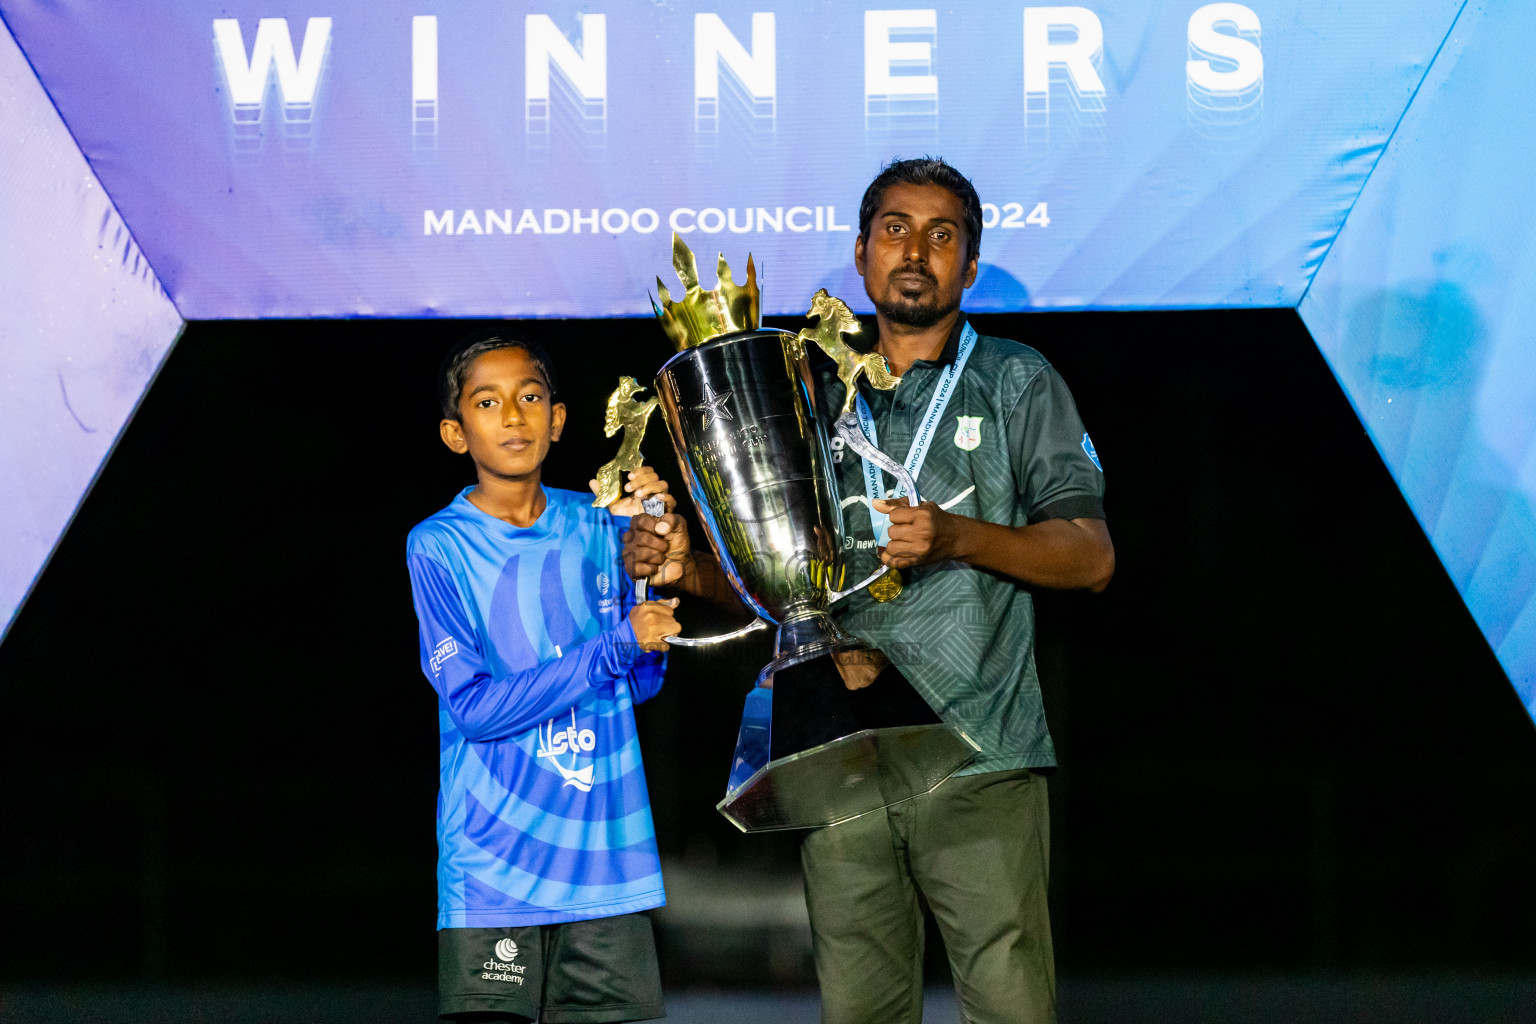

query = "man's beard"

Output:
[[876, 271, 957, 328], [877, 295, 958, 328]]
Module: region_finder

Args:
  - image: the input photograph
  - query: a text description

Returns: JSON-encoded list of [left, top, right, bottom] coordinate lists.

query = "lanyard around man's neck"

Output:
[[854, 320, 978, 546]]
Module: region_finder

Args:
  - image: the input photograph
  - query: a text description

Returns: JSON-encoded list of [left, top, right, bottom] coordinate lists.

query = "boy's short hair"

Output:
[[438, 327, 560, 421], [858, 156, 983, 262]]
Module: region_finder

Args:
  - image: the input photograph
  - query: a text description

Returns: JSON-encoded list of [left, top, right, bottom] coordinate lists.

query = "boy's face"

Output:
[[439, 347, 566, 483]]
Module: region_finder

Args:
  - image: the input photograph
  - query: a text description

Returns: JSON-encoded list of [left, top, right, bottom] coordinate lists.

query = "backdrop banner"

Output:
[[0, 20, 183, 639], [1301, 2, 1536, 717], [2, 1, 1458, 318]]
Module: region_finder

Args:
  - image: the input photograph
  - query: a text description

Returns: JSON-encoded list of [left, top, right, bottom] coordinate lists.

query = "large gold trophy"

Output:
[[615, 236, 980, 831]]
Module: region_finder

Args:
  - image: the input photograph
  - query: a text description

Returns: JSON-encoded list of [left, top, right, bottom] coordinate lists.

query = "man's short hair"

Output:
[[438, 327, 559, 420], [858, 157, 983, 262]]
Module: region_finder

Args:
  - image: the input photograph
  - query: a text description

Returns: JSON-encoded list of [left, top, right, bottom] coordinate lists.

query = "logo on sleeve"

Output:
[[1081, 432, 1102, 471], [953, 416, 983, 451], [430, 637, 459, 673]]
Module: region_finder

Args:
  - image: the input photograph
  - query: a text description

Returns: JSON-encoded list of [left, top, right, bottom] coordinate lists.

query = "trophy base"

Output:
[[718, 665, 981, 833], [718, 693, 980, 832]]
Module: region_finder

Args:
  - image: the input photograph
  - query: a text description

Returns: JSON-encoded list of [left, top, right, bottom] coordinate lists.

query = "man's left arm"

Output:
[[875, 363, 1114, 592]]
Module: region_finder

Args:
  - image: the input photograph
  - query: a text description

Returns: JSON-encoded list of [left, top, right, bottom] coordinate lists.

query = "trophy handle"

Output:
[[665, 618, 773, 647], [828, 413, 919, 603], [830, 566, 897, 603], [632, 495, 668, 604], [632, 494, 773, 645]]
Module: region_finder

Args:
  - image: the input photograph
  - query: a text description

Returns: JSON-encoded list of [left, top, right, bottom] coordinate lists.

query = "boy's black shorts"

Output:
[[438, 913, 665, 1023]]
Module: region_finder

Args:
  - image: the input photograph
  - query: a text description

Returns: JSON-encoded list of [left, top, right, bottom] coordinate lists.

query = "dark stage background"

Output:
[[3, 308, 1535, 1009]]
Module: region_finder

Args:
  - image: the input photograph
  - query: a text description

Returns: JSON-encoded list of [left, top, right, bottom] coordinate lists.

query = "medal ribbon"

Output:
[[855, 321, 978, 546]]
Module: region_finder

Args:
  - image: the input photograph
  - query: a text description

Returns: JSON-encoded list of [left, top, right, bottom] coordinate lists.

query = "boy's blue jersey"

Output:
[[407, 486, 667, 928]]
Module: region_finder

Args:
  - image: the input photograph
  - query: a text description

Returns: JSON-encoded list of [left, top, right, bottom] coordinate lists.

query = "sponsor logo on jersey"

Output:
[[596, 569, 616, 614], [430, 636, 459, 673], [536, 710, 598, 792], [953, 415, 983, 451], [1081, 432, 1102, 471], [482, 936, 528, 984]]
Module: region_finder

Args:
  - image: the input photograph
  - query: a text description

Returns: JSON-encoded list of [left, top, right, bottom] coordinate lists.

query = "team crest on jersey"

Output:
[[596, 571, 610, 596], [536, 710, 598, 792], [1081, 432, 1102, 471], [430, 637, 459, 673], [953, 416, 983, 451]]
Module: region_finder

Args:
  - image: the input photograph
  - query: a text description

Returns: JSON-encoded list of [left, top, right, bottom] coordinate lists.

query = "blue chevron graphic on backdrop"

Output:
[[1300, 1, 1536, 718]]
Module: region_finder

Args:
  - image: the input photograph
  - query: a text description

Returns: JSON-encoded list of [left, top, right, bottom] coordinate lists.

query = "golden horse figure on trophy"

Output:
[[591, 376, 660, 508], [795, 289, 901, 416]]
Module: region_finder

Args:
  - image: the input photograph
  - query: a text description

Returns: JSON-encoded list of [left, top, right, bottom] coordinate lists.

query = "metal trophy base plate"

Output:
[[717, 690, 981, 832]]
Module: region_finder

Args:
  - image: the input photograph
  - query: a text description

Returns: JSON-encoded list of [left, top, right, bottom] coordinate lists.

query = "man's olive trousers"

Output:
[[800, 768, 1055, 1024]]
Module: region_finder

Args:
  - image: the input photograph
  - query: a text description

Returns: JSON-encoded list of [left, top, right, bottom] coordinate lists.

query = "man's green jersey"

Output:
[[814, 314, 1105, 773]]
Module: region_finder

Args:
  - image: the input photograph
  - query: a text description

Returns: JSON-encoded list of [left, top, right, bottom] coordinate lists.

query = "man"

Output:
[[628, 158, 1113, 1023]]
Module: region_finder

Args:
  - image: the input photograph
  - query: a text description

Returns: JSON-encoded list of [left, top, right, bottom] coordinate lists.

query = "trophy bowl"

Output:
[[654, 327, 864, 679]]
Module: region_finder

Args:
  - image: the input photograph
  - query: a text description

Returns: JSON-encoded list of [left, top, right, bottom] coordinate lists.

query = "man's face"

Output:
[[855, 182, 978, 329], [439, 347, 566, 481]]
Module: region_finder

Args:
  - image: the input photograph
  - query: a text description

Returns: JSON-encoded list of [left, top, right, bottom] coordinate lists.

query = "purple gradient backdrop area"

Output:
[[0, 0, 1459, 318], [0, 21, 183, 639]]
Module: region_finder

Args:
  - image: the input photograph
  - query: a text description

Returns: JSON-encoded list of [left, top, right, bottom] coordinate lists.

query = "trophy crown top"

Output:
[[652, 233, 760, 351]]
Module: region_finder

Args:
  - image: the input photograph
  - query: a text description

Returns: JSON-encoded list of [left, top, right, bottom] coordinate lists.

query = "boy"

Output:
[[407, 328, 680, 1023]]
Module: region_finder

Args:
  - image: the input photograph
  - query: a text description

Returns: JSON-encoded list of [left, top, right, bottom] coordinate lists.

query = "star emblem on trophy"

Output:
[[692, 382, 734, 429]]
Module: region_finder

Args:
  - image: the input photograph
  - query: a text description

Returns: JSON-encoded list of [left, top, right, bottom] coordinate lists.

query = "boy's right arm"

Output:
[[409, 553, 678, 743]]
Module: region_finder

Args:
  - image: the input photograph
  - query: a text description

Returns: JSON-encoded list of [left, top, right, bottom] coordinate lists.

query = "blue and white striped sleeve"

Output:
[[408, 552, 645, 742]]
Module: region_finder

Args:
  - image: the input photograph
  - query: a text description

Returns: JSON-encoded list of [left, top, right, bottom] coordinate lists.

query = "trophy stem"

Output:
[[758, 610, 866, 686]]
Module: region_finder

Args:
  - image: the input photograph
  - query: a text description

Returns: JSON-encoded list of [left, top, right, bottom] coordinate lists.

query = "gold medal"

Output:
[[868, 568, 903, 603]]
